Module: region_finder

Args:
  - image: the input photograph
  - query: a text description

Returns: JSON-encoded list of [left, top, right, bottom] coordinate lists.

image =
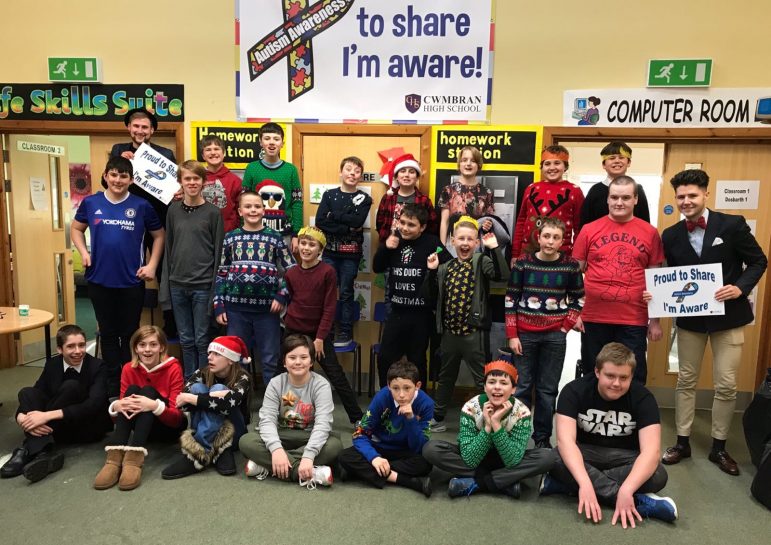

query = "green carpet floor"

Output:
[[0, 365, 768, 545]]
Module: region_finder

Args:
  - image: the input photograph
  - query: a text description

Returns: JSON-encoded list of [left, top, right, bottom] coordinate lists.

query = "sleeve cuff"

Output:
[[152, 399, 166, 416], [108, 400, 119, 417]]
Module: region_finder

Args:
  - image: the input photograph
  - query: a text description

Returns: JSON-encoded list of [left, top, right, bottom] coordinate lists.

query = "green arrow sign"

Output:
[[47, 57, 101, 82], [647, 59, 712, 88]]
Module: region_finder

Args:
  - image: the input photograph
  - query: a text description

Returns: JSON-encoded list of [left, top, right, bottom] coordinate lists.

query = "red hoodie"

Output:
[[204, 165, 243, 233]]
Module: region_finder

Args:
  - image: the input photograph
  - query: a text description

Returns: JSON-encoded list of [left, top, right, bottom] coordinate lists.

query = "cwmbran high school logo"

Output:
[[405, 94, 422, 113]]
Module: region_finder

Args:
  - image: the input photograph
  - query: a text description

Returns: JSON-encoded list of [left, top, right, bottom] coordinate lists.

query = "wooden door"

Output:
[[299, 130, 426, 380], [7, 135, 75, 365], [647, 142, 771, 397]]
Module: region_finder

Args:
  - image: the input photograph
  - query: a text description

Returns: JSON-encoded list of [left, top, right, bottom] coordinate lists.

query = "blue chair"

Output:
[[334, 300, 362, 395], [368, 302, 387, 397]]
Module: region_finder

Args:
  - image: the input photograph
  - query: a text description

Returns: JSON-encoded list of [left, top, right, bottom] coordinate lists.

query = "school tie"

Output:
[[686, 216, 707, 232], [64, 367, 80, 381]]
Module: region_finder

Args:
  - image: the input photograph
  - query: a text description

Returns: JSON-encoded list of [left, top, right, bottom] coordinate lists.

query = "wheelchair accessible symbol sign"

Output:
[[246, 0, 355, 102]]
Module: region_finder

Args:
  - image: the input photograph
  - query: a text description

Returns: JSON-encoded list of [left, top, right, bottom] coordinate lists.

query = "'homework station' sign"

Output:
[[132, 143, 179, 205], [645, 264, 725, 318]]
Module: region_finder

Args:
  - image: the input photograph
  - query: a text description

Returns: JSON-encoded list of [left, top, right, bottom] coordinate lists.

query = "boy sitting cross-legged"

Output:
[[339, 359, 434, 497], [423, 360, 556, 499]]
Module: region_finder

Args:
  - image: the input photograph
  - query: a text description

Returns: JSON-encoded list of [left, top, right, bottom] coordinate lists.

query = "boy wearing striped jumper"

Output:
[[214, 191, 295, 385], [422, 360, 556, 498], [506, 217, 584, 448]]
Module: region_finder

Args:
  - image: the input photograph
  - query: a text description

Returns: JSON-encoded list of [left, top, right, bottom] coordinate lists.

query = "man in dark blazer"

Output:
[[0, 325, 112, 482], [660, 169, 767, 476]]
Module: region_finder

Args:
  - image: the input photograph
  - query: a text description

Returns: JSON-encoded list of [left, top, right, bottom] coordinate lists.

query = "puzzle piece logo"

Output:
[[247, 0, 355, 102]]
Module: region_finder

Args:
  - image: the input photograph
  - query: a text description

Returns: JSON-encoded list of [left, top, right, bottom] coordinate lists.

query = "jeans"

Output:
[[323, 255, 360, 336], [170, 286, 212, 379], [189, 383, 246, 452], [581, 322, 649, 383], [225, 307, 280, 385], [514, 330, 567, 442], [89, 281, 144, 397]]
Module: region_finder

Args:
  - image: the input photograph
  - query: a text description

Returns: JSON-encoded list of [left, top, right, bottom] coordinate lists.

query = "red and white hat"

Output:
[[208, 336, 251, 364], [387, 153, 422, 195]]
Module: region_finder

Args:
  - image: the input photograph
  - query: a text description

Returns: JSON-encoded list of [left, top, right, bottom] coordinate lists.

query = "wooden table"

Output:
[[0, 307, 55, 364]]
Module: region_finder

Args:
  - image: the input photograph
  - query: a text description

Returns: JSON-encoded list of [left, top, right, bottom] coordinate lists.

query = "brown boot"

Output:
[[118, 447, 147, 491], [94, 446, 125, 490]]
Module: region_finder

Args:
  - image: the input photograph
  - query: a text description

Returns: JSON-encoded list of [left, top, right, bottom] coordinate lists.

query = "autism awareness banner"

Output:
[[237, 0, 493, 123]]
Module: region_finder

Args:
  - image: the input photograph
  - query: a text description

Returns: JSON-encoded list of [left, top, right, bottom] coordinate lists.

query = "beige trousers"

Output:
[[675, 326, 744, 440]]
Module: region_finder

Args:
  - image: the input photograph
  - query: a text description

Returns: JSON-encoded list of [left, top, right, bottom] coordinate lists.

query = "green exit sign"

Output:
[[47, 57, 101, 82], [647, 59, 712, 87]]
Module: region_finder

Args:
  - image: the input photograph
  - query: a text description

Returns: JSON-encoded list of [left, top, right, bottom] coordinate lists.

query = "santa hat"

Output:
[[387, 153, 422, 195], [255, 179, 284, 195], [208, 336, 251, 364], [483, 360, 518, 382]]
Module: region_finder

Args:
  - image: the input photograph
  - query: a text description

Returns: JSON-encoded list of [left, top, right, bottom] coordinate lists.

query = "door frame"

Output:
[[544, 126, 771, 389], [0, 120, 184, 366], [291, 124, 433, 183]]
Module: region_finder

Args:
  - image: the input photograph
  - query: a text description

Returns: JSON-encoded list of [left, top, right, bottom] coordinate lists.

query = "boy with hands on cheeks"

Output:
[[423, 360, 556, 499]]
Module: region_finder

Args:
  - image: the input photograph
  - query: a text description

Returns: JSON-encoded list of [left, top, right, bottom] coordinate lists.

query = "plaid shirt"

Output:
[[375, 189, 439, 241]]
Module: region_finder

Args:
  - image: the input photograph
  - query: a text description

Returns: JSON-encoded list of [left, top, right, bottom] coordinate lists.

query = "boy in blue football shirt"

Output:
[[71, 156, 164, 397]]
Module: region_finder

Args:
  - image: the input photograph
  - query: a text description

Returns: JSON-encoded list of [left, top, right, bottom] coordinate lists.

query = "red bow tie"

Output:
[[686, 216, 707, 232]]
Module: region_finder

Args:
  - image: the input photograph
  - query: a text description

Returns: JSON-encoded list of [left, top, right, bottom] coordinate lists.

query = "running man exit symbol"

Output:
[[47, 57, 102, 82], [647, 59, 712, 87]]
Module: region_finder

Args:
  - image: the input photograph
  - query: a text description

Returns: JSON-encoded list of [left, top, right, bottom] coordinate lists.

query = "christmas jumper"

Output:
[[505, 252, 584, 339], [572, 216, 664, 326], [458, 393, 532, 468], [315, 187, 373, 258], [242, 160, 302, 237], [353, 387, 434, 462], [161, 200, 224, 305], [204, 165, 243, 233], [259, 371, 334, 461], [111, 357, 184, 429], [284, 261, 337, 341], [375, 189, 439, 241], [74, 191, 162, 288], [424, 248, 509, 334], [213, 226, 295, 317], [372, 233, 447, 310], [512, 180, 585, 257], [183, 368, 251, 417]]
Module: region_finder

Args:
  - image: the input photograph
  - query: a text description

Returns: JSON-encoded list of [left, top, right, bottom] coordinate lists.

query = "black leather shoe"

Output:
[[662, 444, 691, 465], [0, 447, 32, 478], [23, 451, 65, 483], [708, 450, 740, 476]]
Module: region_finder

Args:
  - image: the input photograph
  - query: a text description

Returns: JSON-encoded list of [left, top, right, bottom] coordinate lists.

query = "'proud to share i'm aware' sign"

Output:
[[645, 263, 725, 318]]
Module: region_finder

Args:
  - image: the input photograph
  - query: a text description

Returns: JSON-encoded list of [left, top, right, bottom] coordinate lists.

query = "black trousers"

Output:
[[89, 282, 145, 397], [550, 444, 668, 506], [378, 308, 432, 387], [339, 445, 431, 488], [109, 385, 183, 447], [18, 382, 111, 455], [284, 329, 363, 422]]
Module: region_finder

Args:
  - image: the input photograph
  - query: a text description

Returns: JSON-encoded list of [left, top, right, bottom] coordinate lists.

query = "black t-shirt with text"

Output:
[[557, 373, 660, 451]]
